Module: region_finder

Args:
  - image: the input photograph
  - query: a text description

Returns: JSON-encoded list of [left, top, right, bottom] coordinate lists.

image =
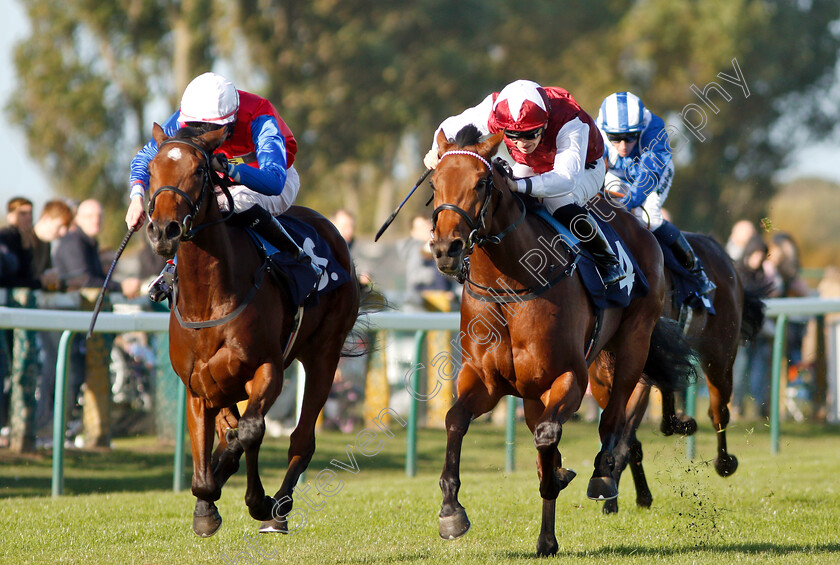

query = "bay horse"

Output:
[[590, 232, 767, 514], [428, 125, 696, 556], [145, 124, 360, 536]]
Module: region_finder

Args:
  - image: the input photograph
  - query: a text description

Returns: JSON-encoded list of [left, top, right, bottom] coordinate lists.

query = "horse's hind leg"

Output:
[[186, 391, 223, 537], [604, 381, 652, 514], [707, 357, 738, 477], [439, 367, 498, 542], [210, 407, 244, 487], [260, 352, 338, 534], [237, 363, 285, 524]]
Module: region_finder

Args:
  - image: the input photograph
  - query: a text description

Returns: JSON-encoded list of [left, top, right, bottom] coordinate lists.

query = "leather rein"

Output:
[[431, 151, 576, 301]]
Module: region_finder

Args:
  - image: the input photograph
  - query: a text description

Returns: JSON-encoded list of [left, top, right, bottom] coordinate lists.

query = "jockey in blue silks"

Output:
[[597, 91, 714, 295], [125, 72, 320, 302]]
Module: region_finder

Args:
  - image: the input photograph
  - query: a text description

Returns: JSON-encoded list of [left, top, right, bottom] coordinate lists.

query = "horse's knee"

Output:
[[237, 416, 265, 450], [534, 421, 562, 450]]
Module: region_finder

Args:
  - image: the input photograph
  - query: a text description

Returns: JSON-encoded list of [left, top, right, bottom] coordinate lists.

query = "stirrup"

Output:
[[149, 261, 175, 303], [599, 263, 626, 287], [693, 271, 716, 296]]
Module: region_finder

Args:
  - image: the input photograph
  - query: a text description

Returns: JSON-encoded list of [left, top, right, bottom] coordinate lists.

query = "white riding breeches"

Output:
[[216, 165, 301, 216]]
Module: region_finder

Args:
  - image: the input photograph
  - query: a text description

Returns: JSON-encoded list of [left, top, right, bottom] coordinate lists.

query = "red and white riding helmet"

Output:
[[179, 72, 240, 125], [492, 80, 550, 132]]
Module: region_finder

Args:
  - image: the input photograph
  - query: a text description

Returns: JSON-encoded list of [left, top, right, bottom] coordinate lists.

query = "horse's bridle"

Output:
[[430, 150, 525, 253], [147, 137, 234, 241]]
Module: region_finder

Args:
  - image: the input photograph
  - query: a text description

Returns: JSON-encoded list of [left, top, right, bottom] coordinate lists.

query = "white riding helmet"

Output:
[[179, 72, 240, 125], [597, 91, 647, 134]]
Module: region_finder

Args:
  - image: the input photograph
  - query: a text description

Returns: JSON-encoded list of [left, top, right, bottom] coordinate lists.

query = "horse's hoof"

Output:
[[602, 499, 618, 514], [248, 495, 276, 522], [714, 454, 739, 477], [259, 517, 289, 534], [586, 476, 618, 501], [439, 507, 470, 540], [192, 510, 223, 537], [536, 534, 559, 557], [556, 467, 576, 491], [675, 417, 698, 436]]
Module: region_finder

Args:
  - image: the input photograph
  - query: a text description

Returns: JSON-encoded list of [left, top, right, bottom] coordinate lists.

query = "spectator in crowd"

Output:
[[401, 214, 460, 312], [0, 197, 38, 289], [731, 234, 781, 420], [31, 200, 74, 287], [726, 219, 758, 263], [51, 199, 141, 447], [331, 209, 371, 287]]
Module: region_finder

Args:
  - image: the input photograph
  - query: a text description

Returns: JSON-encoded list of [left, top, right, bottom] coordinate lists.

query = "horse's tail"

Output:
[[642, 317, 699, 392], [739, 281, 771, 344], [340, 278, 389, 358]]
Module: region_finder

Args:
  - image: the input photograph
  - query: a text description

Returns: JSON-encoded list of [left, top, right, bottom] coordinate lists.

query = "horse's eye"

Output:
[[195, 166, 206, 177]]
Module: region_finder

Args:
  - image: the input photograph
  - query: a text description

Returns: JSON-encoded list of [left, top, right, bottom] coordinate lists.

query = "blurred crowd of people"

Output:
[[3, 195, 840, 453]]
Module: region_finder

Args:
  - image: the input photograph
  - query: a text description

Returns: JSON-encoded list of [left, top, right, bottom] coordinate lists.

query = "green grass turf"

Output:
[[1, 417, 839, 564]]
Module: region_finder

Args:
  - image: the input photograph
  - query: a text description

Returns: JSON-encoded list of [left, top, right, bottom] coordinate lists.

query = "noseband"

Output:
[[431, 150, 524, 251], [147, 137, 234, 240]]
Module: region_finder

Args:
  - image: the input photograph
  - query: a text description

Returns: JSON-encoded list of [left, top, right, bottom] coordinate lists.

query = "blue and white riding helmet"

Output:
[[596, 92, 647, 134]]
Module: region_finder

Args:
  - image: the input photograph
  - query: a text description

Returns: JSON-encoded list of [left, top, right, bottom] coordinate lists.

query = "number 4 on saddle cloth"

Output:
[[246, 215, 350, 306], [532, 207, 649, 311]]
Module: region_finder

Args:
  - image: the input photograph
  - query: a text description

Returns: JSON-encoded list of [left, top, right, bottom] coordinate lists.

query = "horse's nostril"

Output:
[[447, 239, 464, 257], [164, 221, 182, 240]]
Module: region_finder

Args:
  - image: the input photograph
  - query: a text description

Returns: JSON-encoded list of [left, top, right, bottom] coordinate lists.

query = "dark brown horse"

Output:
[[145, 124, 360, 536], [590, 233, 766, 513], [428, 126, 695, 556]]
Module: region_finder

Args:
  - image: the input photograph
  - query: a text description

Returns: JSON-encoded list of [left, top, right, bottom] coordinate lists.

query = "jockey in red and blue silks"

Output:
[[125, 72, 319, 303], [423, 79, 625, 287], [597, 91, 714, 295]]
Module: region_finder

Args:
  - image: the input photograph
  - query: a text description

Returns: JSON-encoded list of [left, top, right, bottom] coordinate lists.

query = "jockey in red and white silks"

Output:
[[424, 79, 625, 287]]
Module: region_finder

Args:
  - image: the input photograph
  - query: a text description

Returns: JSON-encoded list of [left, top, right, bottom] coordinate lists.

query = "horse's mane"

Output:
[[453, 124, 485, 148]]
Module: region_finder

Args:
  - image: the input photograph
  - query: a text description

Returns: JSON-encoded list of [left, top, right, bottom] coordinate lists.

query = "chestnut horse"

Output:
[[428, 126, 696, 556], [145, 124, 360, 536], [591, 233, 766, 513]]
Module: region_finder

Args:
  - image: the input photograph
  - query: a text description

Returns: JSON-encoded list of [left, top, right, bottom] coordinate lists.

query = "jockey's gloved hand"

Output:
[[211, 153, 240, 183], [585, 160, 598, 170], [493, 157, 514, 179]]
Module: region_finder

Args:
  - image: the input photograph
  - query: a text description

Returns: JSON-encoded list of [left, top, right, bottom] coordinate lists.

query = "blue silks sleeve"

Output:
[[626, 114, 671, 209], [230, 115, 288, 195]]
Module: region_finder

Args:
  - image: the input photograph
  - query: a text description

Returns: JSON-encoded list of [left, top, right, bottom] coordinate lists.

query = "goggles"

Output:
[[606, 132, 640, 143], [505, 126, 544, 141]]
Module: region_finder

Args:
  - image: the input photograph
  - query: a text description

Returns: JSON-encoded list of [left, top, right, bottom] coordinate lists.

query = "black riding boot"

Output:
[[670, 233, 715, 296], [552, 204, 625, 287], [231, 206, 322, 277]]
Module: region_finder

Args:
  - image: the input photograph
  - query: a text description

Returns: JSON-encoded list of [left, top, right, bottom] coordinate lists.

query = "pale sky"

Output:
[[0, 1, 837, 215]]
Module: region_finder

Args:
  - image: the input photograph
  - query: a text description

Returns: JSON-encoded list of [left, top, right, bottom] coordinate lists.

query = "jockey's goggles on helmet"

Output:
[[505, 126, 544, 140], [606, 132, 640, 143]]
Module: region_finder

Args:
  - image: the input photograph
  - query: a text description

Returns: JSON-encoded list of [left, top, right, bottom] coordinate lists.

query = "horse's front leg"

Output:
[[439, 367, 498, 541], [660, 389, 697, 436], [530, 370, 584, 557], [707, 358, 738, 477], [238, 363, 284, 524], [186, 390, 223, 537]]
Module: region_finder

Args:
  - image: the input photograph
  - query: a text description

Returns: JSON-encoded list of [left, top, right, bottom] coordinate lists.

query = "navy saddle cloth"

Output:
[[531, 207, 649, 311], [659, 243, 715, 314], [246, 215, 350, 306]]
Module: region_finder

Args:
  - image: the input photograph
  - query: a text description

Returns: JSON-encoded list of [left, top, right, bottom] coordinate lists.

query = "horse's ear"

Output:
[[152, 123, 168, 147], [435, 129, 454, 154], [199, 127, 228, 152], [477, 131, 505, 158]]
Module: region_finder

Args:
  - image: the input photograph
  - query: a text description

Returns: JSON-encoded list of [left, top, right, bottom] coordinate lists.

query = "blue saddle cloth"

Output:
[[532, 208, 649, 311], [246, 215, 350, 306], [659, 243, 715, 314]]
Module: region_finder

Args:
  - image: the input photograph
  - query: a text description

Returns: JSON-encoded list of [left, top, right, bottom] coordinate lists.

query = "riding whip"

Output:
[[86, 226, 136, 339], [374, 168, 432, 242]]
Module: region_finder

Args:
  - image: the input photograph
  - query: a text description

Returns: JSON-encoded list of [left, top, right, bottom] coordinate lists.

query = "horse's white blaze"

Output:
[[167, 147, 183, 160]]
